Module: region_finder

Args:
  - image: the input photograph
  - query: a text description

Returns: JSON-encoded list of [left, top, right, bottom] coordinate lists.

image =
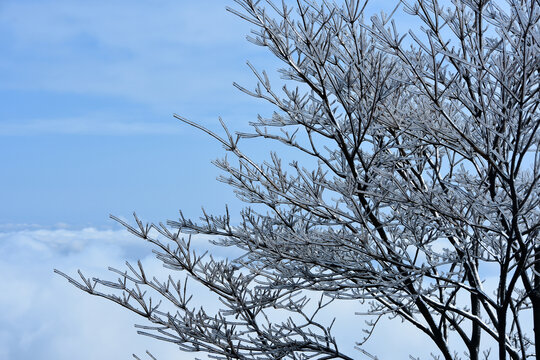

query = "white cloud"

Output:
[[0, 223, 43, 231], [0, 224, 443, 360], [0, 226, 210, 360]]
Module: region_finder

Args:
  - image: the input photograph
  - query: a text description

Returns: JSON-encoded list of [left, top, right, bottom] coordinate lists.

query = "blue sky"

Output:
[[0, 1, 445, 359], [0, 0, 277, 228]]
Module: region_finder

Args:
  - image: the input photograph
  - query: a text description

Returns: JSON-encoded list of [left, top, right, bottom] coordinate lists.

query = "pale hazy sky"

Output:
[[0, 1, 442, 359]]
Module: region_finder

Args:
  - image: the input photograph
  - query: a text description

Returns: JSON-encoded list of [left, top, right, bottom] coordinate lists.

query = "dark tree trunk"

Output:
[[534, 246, 540, 360]]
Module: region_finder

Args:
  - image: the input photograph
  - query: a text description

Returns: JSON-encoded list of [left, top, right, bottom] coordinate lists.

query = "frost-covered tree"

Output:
[[56, 0, 540, 359]]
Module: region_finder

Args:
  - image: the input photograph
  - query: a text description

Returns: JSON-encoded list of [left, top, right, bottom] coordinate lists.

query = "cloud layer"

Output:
[[0, 225, 443, 359], [0, 226, 183, 359]]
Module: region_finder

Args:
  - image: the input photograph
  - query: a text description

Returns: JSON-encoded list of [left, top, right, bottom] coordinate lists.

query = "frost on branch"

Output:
[[56, 0, 540, 359]]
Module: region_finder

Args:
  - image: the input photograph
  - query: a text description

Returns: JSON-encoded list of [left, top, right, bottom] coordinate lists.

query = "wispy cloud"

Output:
[[0, 0, 266, 109], [1, 0, 247, 49], [0, 116, 186, 136]]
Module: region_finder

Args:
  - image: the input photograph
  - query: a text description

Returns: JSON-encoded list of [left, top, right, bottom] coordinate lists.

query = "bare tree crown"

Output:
[[56, 0, 540, 359]]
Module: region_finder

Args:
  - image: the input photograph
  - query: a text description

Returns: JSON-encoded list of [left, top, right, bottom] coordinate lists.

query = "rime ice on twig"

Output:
[[56, 0, 540, 359]]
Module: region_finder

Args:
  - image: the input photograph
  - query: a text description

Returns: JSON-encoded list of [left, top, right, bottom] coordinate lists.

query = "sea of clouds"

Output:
[[0, 224, 441, 360], [0, 225, 187, 359]]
